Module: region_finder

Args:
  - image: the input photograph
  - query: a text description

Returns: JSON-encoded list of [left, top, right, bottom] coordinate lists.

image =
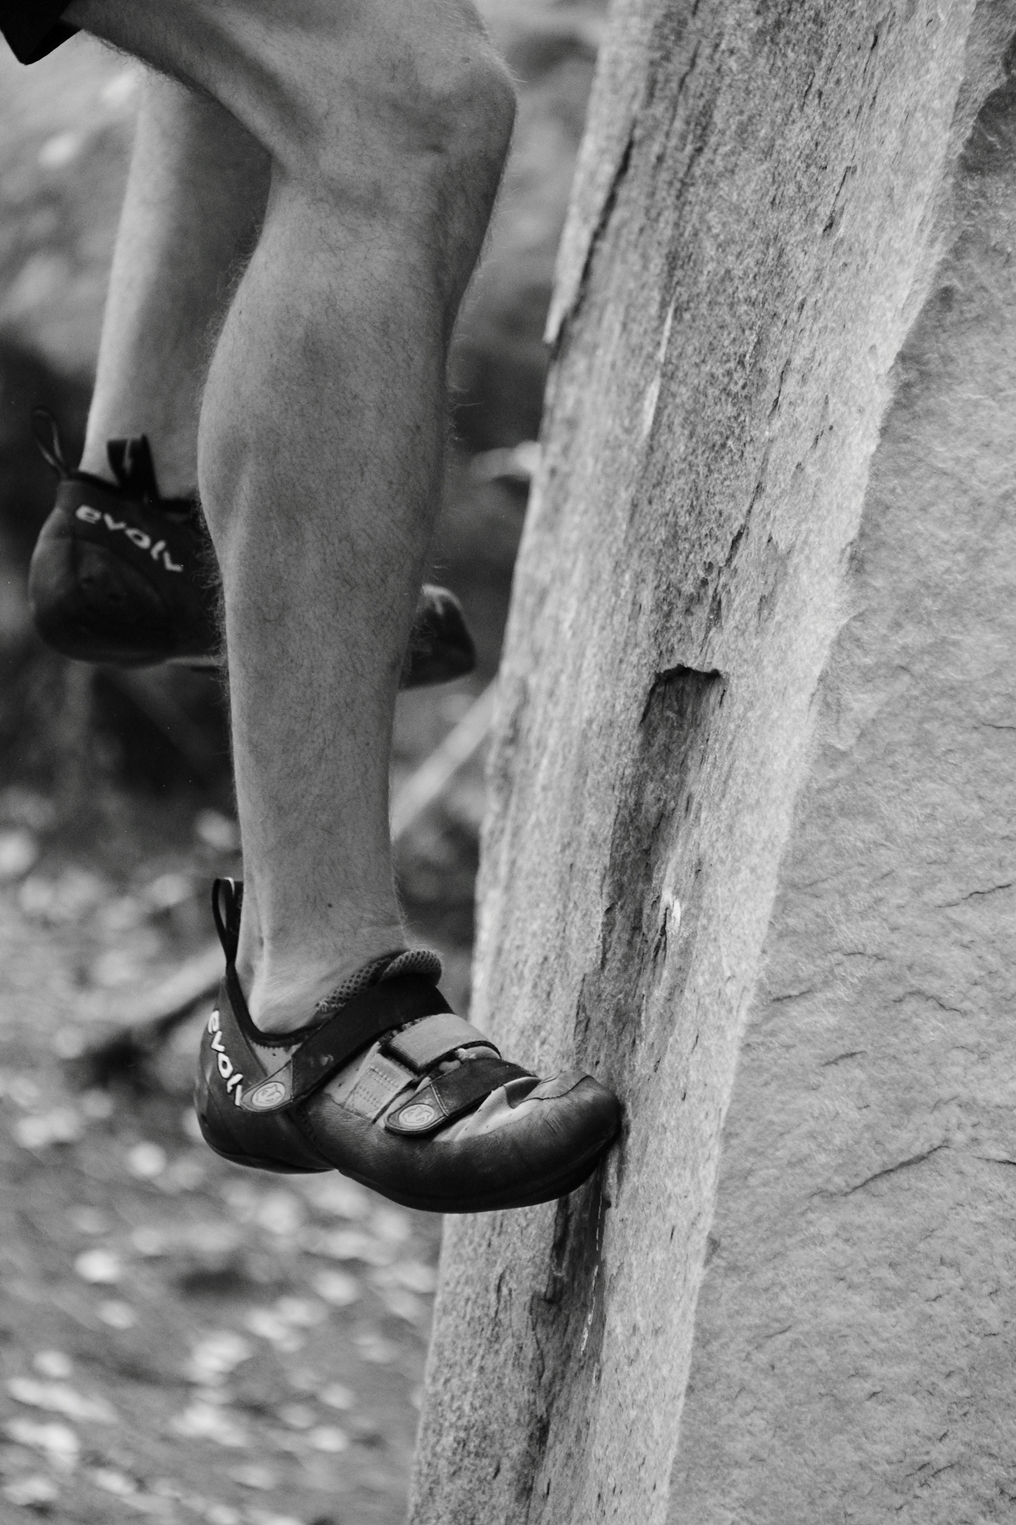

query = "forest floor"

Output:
[[0, 777, 457, 1525]]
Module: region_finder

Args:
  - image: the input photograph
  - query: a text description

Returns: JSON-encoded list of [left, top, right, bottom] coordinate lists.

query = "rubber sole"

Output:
[[197, 1116, 617, 1214]]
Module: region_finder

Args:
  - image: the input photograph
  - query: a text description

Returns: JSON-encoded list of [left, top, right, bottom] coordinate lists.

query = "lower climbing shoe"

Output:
[[27, 411, 476, 684], [194, 879, 622, 1213]]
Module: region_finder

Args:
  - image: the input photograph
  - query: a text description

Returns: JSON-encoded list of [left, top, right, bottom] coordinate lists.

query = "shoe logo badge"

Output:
[[395, 1102, 438, 1130], [249, 1080, 289, 1110], [75, 504, 184, 572], [206, 1009, 244, 1104]]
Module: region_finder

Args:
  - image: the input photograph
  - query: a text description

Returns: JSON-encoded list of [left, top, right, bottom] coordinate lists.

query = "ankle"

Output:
[[76, 446, 117, 484], [240, 924, 408, 1034]]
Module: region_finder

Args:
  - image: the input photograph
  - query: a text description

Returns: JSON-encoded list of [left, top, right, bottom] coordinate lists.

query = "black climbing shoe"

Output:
[[27, 412, 476, 684], [194, 879, 622, 1213], [28, 413, 218, 668]]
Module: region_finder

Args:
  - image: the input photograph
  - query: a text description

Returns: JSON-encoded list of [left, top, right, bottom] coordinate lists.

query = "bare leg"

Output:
[[65, 0, 515, 1031], [80, 69, 269, 496]]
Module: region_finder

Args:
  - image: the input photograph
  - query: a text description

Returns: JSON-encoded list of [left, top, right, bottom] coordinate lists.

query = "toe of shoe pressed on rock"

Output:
[[195, 879, 621, 1213]]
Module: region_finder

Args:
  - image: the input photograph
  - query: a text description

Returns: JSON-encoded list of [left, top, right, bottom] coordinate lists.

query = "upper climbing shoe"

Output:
[[29, 412, 218, 668], [194, 878, 622, 1213], [27, 411, 476, 684]]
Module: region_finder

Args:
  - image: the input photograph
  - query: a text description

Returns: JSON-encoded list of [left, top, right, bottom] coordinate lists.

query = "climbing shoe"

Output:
[[28, 412, 218, 668], [27, 411, 476, 684], [195, 879, 621, 1213]]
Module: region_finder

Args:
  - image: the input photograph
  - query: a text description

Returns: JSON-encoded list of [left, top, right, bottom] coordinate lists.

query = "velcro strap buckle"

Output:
[[383, 1012, 496, 1072], [384, 1057, 533, 1137], [237, 974, 450, 1114]]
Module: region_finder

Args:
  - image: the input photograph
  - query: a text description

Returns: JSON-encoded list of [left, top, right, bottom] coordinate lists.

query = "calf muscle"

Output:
[[64, 0, 514, 1030]]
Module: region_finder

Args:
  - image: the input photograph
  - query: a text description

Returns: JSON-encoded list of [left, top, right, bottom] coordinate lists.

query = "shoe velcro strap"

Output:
[[383, 1013, 497, 1073], [384, 1057, 533, 1137], [238, 973, 450, 1114]]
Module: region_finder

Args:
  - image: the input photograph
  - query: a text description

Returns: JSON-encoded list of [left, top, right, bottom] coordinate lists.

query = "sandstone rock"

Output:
[[411, 3, 1016, 1523], [670, 13, 1016, 1520]]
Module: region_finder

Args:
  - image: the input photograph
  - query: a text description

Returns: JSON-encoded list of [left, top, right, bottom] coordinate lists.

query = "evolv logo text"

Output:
[[207, 1008, 244, 1104], [75, 504, 184, 573]]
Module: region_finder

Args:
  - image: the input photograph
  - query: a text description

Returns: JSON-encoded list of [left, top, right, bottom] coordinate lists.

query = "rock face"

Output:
[[411, 3, 1016, 1523], [669, 20, 1016, 1524]]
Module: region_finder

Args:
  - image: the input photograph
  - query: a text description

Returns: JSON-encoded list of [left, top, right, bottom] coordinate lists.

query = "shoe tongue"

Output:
[[313, 948, 442, 1021], [107, 435, 160, 501]]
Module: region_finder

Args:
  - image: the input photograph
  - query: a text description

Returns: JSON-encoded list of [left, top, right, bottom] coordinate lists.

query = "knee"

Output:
[[273, 2, 517, 237], [325, 20, 516, 237], [396, 35, 517, 187], [67, 0, 516, 215], [404, 41, 516, 256]]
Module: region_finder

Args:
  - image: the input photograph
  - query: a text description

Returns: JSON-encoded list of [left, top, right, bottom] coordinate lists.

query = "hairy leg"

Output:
[[65, 0, 515, 1029], [80, 69, 270, 497]]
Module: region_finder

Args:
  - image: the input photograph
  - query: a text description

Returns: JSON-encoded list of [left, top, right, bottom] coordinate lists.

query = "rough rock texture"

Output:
[[669, 16, 1016, 1524], [410, 3, 1016, 1523]]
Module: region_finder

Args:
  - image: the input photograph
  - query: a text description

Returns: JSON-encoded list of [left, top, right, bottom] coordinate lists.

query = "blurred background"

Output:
[[0, 3, 602, 1522]]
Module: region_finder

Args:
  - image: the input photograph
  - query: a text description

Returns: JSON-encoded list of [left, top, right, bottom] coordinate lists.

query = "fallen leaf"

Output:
[[3, 1474, 60, 1506], [244, 1309, 304, 1352], [299, 1174, 370, 1219], [186, 1331, 254, 1385], [131, 1227, 166, 1257], [0, 828, 38, 881], [69, 1206, 112, 1235], [354, 1331, 398, 1365], [194, 810, 239, 852], [276, 1402, 315, 1430], [32, 1351, 72, 1379], [370, 1205, 412, 1244], [380, 1287, 427, 1325], [7, 1376, 116, 1424], [90, 1467, 137, 1496], [74, 1248, 122, 1284], [205, 1506, 242, 1525], [98, 1300, 137, 1330], [306, 1227, 391, 1266], [5, 1417, 80, 1469], [127, 1142, 167, 1179], [374, 1258, 437, 1294], [312, 1269, 360, 1308], [319, 1382, 355, 1411], [272, 1296, 325, 1328], [227, 1463, 277, 1492], [255, 1190, 304, 1237], [170, 1402, 247, 1448], [307, 1425, 349, 1453], [244, 1309, 290, 1344], [14, 1109, 82, 1150], [144, 872, 193, 910]]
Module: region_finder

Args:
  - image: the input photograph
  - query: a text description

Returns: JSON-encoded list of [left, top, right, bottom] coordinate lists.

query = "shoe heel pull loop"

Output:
[[31, 407, 69, 477], [211, 877, 243, 963]]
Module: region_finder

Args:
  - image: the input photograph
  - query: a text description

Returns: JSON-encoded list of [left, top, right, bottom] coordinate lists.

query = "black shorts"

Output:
[[1, 1, 78, 63]]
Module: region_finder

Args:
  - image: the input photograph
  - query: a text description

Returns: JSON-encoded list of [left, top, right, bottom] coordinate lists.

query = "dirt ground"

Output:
[[0, 785, 454, 1525], [0, 483, 527, 1525]]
